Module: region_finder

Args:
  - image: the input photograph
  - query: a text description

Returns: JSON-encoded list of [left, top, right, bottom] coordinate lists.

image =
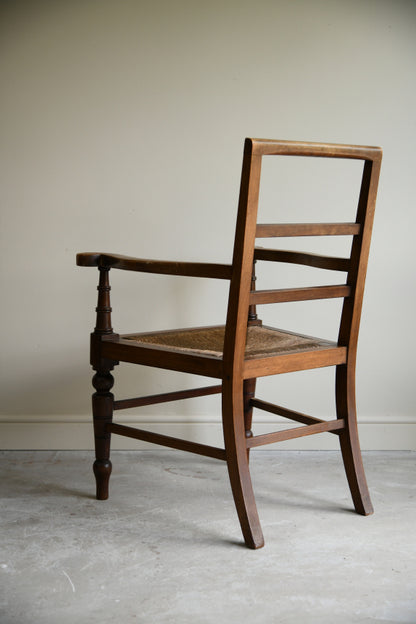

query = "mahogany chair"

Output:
[[77, 138, 382, 549]]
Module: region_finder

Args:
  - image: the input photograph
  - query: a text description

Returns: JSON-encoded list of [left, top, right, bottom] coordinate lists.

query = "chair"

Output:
[[76, 138, 382, 549]]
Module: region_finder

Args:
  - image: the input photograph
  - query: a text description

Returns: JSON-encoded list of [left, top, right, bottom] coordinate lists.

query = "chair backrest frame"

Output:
[[223, 138, 382, 377]]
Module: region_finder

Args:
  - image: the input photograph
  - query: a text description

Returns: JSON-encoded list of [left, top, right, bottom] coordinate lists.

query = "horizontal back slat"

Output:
[[256, 223, 361, 238], [254, 247, 350, 272], [249, 285, 351, 305]]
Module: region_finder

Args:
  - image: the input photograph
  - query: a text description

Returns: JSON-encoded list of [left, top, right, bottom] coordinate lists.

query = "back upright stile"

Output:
[[77, 138, 382, 548], [336, 157, 382, 515], [222, 142, 264, 548]]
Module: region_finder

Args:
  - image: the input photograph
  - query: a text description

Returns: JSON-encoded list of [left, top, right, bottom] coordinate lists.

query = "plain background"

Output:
[[1, 0, 415, 449]]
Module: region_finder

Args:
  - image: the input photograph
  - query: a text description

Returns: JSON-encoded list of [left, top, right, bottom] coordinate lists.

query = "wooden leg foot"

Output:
[[226, 454, 265, 549], [339, 432, 374, 515], [336, 365, 373, 516], [93, 459, 112, 500]]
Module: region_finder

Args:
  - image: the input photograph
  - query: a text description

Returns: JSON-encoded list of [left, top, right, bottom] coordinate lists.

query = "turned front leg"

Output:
[[91, 267, 118, 500], [92, 371, 114, 499]]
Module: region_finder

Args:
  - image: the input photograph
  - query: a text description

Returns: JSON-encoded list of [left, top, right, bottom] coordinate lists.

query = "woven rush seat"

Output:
[[124, 325, 334, 359]]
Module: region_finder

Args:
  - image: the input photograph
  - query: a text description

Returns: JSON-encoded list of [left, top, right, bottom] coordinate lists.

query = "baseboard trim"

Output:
[[1, 415, 415, 450]]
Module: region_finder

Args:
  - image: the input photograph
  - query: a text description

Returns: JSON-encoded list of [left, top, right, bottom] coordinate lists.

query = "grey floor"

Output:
[[1, 450, 415, 624]]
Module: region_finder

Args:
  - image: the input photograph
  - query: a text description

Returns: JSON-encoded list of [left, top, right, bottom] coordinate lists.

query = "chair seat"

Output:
[[123, 325, 335, 360]]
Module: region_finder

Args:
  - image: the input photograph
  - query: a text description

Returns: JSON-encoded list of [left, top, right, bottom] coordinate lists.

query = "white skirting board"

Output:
[[0, 414, 415, 450]]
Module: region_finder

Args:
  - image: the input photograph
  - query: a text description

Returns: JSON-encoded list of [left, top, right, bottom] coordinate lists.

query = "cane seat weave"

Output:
[[124, 325, 333, 359]]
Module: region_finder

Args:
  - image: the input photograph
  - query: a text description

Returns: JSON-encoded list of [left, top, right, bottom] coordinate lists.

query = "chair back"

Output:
[[223, 138, 382, 373]]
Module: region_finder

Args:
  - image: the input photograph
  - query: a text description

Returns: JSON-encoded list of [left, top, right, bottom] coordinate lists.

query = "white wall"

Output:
[[1, 0, 415, 449]]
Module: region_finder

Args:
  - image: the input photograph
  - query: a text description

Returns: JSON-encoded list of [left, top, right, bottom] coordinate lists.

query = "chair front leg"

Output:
[[90, 267, 118, 500], [92, 370, 114, 499], [222, 378, 264, 549]]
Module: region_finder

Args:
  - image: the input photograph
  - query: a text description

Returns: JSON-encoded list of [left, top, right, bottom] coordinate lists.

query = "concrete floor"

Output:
[[1, 450, 415, 624]]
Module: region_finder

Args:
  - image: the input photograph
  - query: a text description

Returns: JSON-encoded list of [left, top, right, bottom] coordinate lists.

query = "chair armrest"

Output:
[[76, 252, 233, 280]]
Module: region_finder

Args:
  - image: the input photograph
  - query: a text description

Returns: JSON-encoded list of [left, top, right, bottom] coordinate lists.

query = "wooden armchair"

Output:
[[77, 138, 382, 549]]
